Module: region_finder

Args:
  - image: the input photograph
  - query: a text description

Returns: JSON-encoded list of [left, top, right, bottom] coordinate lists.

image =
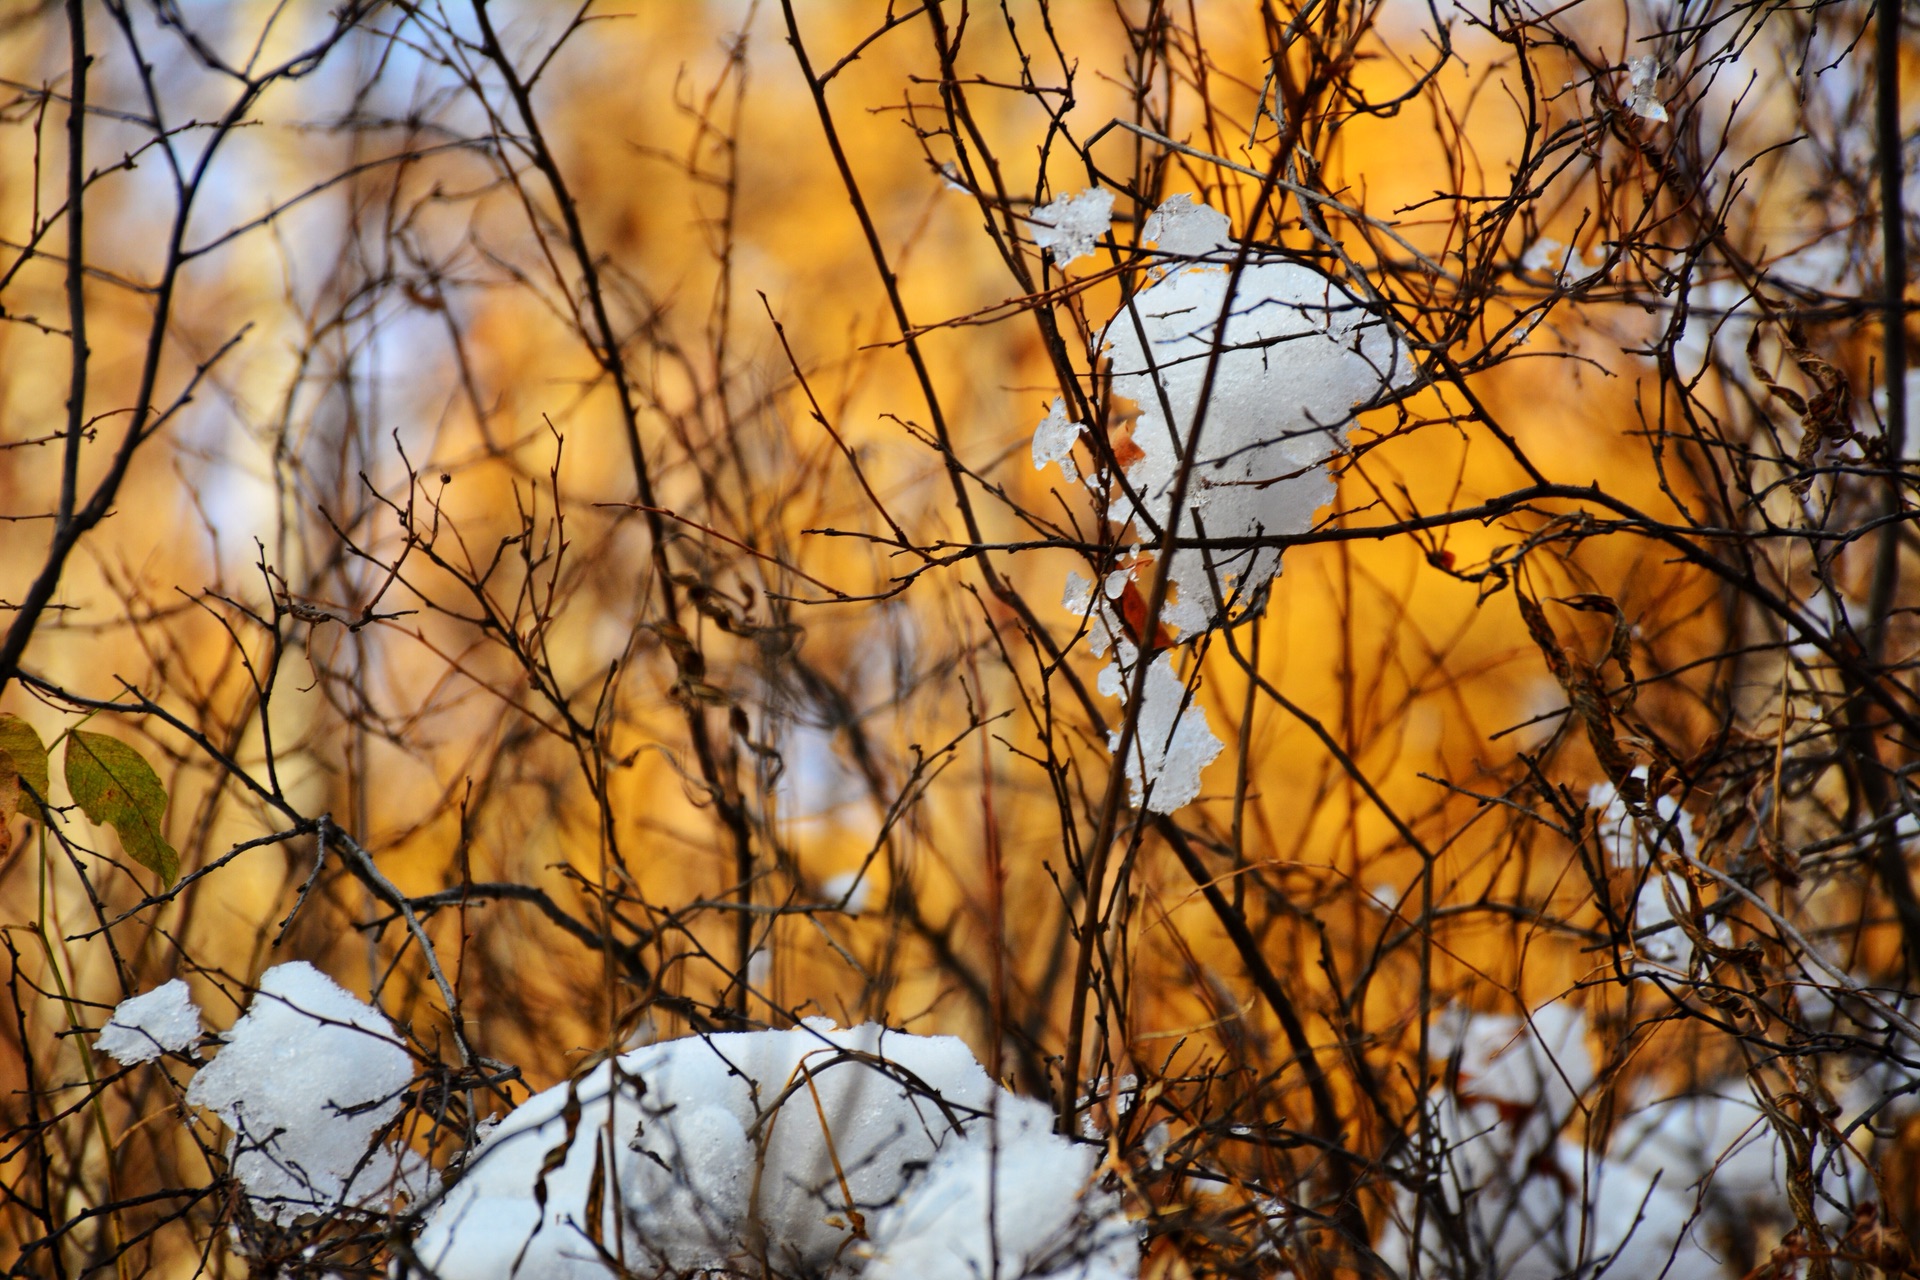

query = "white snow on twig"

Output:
[[1097, 203, 1406, 636], [1108, 651, 1224, 815], [1589, 779, 1730, 973], [1379, 1003, 1876, 1280], [1142, 193, 1231, 263], [1049, 196, 1405, 815], [821, 868, 873, 915], [96, 978, 202, 1065]]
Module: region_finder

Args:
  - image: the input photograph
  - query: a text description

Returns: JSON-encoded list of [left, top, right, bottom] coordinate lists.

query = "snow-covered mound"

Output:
[[414, 1020, 1135, 1280], [1379, 1004, 1874, 1279]]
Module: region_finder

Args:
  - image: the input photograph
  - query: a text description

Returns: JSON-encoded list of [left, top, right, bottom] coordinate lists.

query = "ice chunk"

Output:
[[1033, 397, 1084, 483], [1096, 249, 1404, 633], [1623, 56, 1668, 122], [1143, 194, 1231, 263], [413, 1023, 1124, 1280], [1031, 188, 1114, 266], [1107, 652, 1223, 814], [185, 962, 422, 1223], [97, 978, 201, 1065]]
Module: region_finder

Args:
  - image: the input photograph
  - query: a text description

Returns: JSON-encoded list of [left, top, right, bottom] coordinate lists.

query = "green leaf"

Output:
[[0, 714, 50, 814], [65, 730, 177, 887], [0, 750, 17, 863]]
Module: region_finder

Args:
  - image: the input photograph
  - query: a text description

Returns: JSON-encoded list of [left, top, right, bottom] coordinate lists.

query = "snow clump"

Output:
[[1520, 236, 1602, 285], [1061, 571, 1223, 815], [1045, 194, 1403, 815], [1107, 650, 1224, 813], [1030, 188, 1114, 266], [1095, 200, 1404, 636], [821, 867, 874, 915], [1623, 55, 1669, 122], [865, 1092, 1136, 1280], [185, 961, 432, 1223], [415, 1019, 1134, 1280], [97, 978, 202, 1065]]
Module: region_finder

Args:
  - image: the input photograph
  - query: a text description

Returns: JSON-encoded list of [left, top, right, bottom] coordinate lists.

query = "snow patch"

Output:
[[1142, 194, 1231, 263], [1520, 236, 1602, 284], [1096, 242, 1403, 634], [864, 1093, 1135, 1280], [821, 868, 873, 915], [1050, 196, 1401, 814], [1381, 1005, 1878, 1279], [1589, 780, 1730, 973], [1623, 56, 1669, 122]]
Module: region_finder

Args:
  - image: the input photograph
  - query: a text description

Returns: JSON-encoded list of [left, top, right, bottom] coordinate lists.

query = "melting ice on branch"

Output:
[[1030, 188, 1114, 267]]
